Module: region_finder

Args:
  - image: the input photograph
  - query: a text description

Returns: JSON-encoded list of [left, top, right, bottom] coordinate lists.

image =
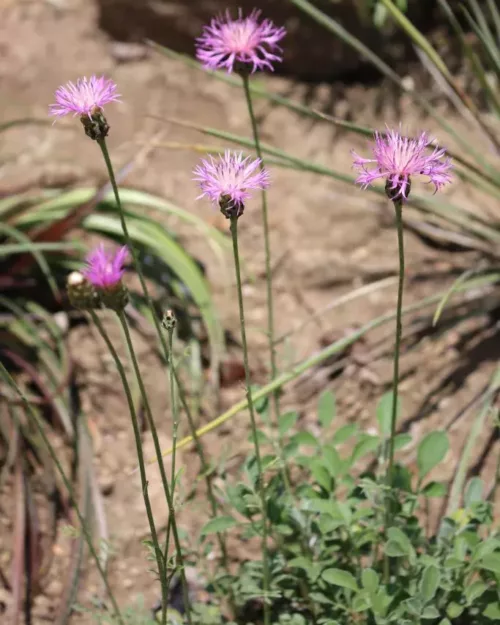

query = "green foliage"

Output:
[[193, 392, 500, 624]]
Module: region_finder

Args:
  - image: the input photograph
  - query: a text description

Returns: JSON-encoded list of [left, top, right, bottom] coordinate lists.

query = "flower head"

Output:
[[83, 244, 128, 289], [352, 128, 452, 201], [49, 76, 120, 119], [196, 9, 286, 74], [194, 150, 270, 218]]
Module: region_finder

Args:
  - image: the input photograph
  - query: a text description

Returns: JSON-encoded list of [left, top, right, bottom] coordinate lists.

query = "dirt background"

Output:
[[1, 0, 500, 623]]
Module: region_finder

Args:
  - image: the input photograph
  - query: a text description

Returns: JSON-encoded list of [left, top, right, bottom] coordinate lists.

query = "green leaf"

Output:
[[200, 516, 237, 536], [387, 527, 412, 553], [352, 593, 370, 612], [322, 445, 343, 477], [322, 568, 359, 592], [292, 431, 319, 448], [405, 597, 423, 616], [331, 424, 358, 446], [310, 459, 333, 491], [420, 565, 440, 603], [465, 580, 488, 605], [361, 568, 379, 592], [318, 390, 336, 428], [252, 388, 268, 414], [473, 538, 500, 562], [279, 411, 299, 437], [351, 435, 380, 464], [422, 606, 440, 619], [385, 540, 407, 557], [446, 602, 464, 618], [438, 619, 451, 625], [444, 556, 463, 569], [484, 602, 500, 619], [422, 481, 447, 498], [464, 477, 483, 508], [479, 553, 500, 574], [249, 430, 271, 445], [393, 433, 412, 450], [417, 431, 449, 479], [376, 391, 400, 437]]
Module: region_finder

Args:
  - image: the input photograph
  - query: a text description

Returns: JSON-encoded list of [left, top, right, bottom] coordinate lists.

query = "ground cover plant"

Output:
[[1, 1, 500, 624]]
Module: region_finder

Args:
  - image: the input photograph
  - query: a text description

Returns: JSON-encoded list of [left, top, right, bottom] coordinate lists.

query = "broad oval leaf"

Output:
[[376, 391, 400, 437], [279, 411, 299, 437], [420, 565, 440, 603], [422, 481, 447, 498], [417, 431, 449, 479], [322, 568, 359, 592], [479, 553, 500, 575], [200, 516, 237, 536], [361, 568, 379, 592], [464, 477, 483, 508], [318, 390, 336, 428]]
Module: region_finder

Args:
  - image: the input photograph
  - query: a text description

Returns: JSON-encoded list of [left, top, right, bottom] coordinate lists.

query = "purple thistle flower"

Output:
[[195, 9, 286, 74], [49, 75, 120, 119], [194, 150, 270, 217], [352, 128, 453, 201], [83, 244, 128, 289]]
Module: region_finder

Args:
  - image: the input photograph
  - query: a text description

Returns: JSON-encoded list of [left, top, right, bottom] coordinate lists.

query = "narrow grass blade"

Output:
[[445, 365, 500, 518], [432, 267, 479, 326]]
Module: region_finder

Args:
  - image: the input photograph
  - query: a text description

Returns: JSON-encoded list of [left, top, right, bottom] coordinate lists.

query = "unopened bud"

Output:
[[67, 272, 98, 309], [80, 107, 110, 141], [219, 194, 244, 220], [100, 283, 129, 312], [162, 309, 177, 332]]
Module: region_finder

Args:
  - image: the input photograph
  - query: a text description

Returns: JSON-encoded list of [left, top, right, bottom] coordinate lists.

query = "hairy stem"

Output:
[[229, 214, 270, 625]]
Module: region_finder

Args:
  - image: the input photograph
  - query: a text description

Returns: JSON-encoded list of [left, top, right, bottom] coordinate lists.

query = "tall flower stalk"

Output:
[[68, 247, 193, 623], [51, 79, 195, 619], [194, 150, 271, 624], [352, 127, 452, 579], [196, 10, 286, 420]]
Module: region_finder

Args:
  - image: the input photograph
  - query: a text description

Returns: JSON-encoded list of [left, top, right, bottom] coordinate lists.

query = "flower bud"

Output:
[[66, 271, 98, 309]]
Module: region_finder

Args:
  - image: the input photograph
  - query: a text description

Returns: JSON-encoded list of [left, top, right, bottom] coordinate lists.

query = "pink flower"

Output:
[[195, 9, 286, 73], [194, 150, 270, 214], [49, 76, 120, 119], [352, 128, 453, 201], [83, 244, 128, 289]]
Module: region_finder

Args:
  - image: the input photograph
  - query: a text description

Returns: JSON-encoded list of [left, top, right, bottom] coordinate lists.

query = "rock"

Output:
[[96, 0, 440, 81]]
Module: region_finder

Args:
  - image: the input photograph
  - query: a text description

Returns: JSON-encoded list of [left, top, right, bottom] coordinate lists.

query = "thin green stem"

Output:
[[241, 74, 279, 420], [384, 198, 405, 582], [168, 325, 179, 503], [171, 359, 231, 577], [161, 322, 177, 625], [241, 72, 296, 516], [387, 199, 405, 484], [0, 362, 124, 625], [116, 311, 192, 625], [95, 138, 173, 402], [89, 311, 168, 616], [229, 215, 270, 625]]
